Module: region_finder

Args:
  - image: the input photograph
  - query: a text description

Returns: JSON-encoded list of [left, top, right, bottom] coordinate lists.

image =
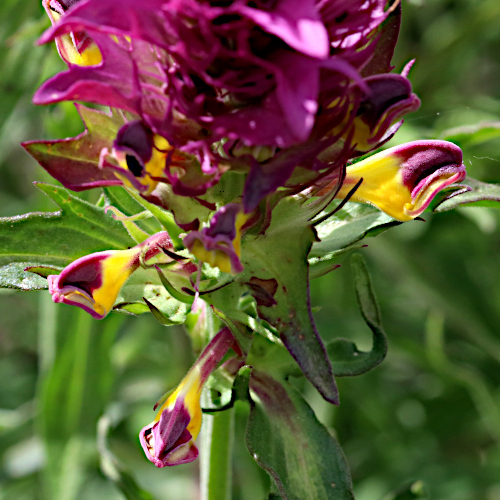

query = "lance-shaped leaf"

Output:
[[328, 253, 387, 376], [0, 183, 133, 291], [22, 104, 124, 191], [433, 177, 500, 211], [246, 370, 354, 500], [361, 2, 401, 77]]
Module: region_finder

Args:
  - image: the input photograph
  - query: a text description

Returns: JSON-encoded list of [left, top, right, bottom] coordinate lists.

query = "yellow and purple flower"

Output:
[[48, 232, 171, 319], [140, 327, 235, 467], [43, 0, 102, 67], [183, 204, 248, 275], [335, 140, 467, 221]]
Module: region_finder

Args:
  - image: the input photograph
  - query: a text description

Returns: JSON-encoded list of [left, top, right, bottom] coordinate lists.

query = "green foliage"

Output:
[[246, 372, 354, 500], [327, 254, 387, 377], [0, 183, 132, 270]]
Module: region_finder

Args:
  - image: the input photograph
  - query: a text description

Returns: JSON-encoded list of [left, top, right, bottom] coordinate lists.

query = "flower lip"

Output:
[[140, 402, 197, 468], [113, 120, 154, 166]]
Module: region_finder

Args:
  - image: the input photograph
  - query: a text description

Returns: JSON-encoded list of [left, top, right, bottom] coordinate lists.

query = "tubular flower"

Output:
[[183, 204, 248, 275], [341, 74, 421, 153], [47, 232, 171, 319], [101, 120, 170, 196], [336, 140, 467, 221], [43, 0, 102, 66], [140, 327, 235, 467]]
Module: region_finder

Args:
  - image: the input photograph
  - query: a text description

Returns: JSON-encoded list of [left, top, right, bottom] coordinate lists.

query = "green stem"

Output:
[[38, 291, 57, 375], [65, 309, 92, 435], [200, 393, 235, 500]]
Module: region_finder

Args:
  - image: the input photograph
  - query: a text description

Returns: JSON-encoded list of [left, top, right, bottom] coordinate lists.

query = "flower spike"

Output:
[[139, 328, 235, 467], [336, 140, 466, 221], [47, 232, 171, 319]]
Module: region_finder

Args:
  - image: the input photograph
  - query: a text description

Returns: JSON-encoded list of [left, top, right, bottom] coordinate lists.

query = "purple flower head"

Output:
[[335, 140, 467, 221], [48, 232, 171, 319], [183, 204, 248, 275], [140, 327, 235, 467], [35, 0, 398, 149]]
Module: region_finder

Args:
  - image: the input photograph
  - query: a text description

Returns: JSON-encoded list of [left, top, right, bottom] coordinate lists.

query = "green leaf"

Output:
[[103, 186, 163, 236], [312, 203, 399, 255], [246, 371, 355, 500], [114, 267, 190, 323], [0, 183, 133, 278], [309, 203, 400, 277], [246, 334, 300, 379], [0, 262, 51, 290], [433, 177, 500, 211], [122, 188, 184, 249], [97, 406, 155, 500], [439, 121, 500, 147], [203, 365, 252, 413], [327, 254, 387, 376]]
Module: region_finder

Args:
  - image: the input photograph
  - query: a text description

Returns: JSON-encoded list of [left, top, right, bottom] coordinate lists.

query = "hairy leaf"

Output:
[[0, 183, 133, 289]]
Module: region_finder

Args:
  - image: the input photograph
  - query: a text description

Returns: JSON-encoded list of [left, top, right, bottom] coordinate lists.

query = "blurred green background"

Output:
[[1, 0, 500, 499]]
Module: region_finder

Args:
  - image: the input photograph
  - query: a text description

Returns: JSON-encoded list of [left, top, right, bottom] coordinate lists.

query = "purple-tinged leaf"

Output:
[[246, 370, 354, 500], [361, 2, 401, 77], [22, 105, 124, 191]]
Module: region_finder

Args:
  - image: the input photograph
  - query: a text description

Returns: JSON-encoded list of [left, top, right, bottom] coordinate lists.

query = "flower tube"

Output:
[[336, 140, 466, 221], [47, 232, 171, 319], [139, 327, 235, 467]]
